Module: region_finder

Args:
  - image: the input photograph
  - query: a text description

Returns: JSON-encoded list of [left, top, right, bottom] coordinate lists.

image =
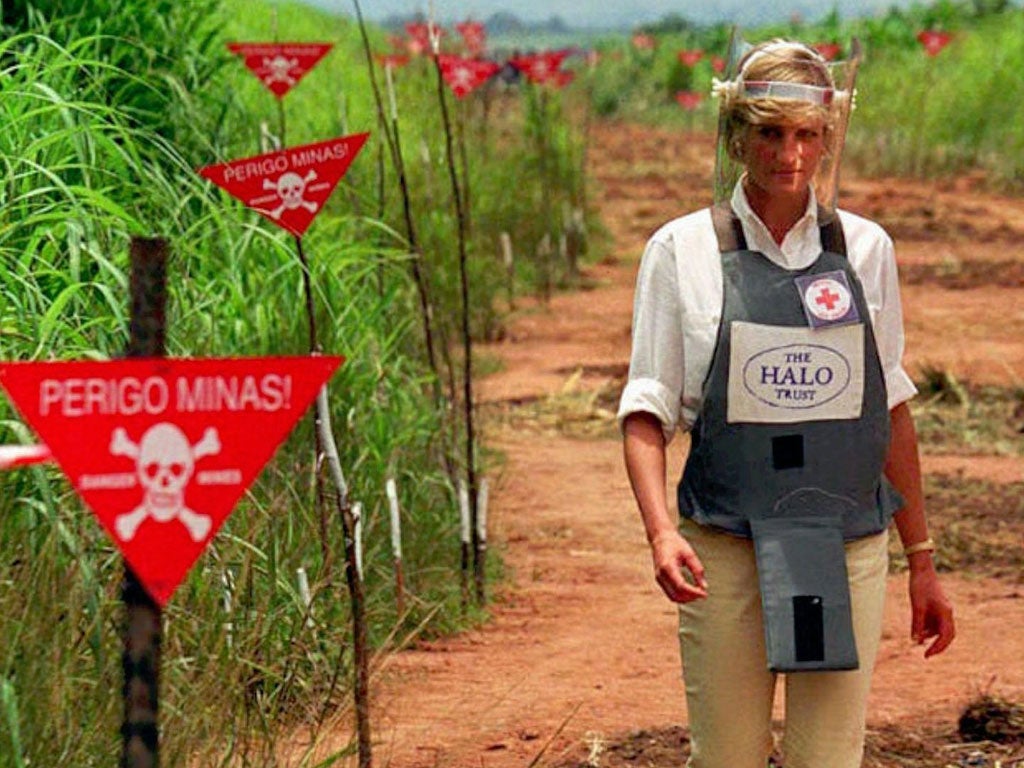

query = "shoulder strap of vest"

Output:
[[818, 208, 848, 257], [711, 202, 746, 252], [712, 202, 849, 257]]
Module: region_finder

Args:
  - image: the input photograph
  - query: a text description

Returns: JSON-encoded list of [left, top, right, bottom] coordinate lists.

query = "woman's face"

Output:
[[740, 116, 827, 203]]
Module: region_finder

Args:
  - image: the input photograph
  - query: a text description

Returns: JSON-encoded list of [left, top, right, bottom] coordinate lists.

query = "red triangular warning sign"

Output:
[[227, 42, 333, 98], [0, 356, 343, 606], [438, 55, 500, 98], [199, 134, 369, 238], [510, 51, 570, 85], [455, 21, 487, 56]]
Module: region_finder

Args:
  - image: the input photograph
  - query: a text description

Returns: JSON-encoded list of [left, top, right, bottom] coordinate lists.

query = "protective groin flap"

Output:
[[750, 516, 859, 672]]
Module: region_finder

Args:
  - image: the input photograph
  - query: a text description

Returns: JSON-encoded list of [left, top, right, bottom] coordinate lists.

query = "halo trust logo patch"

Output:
[[742, 343, 851, 409]]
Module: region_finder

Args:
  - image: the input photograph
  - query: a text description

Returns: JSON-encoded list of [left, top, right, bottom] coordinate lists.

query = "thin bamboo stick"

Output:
[[429, 26, 484, 604]]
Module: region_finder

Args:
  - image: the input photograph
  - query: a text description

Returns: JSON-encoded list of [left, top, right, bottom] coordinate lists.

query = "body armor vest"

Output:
[[676, 204, 902, 671]]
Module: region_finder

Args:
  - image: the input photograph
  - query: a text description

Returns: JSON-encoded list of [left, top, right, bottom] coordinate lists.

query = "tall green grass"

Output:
[[848, 11, 1024, 186], [0, 25, 452, 768], [0, 0, 591, 765]]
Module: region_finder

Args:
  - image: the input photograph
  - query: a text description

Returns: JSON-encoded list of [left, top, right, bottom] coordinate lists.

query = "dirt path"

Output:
[[328, 121, 1024, 767]]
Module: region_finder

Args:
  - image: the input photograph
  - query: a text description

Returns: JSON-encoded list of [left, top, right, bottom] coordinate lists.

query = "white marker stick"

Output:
[[428, 0, 440, 55], [297, 566, 313, 628], [386, 478, 406, 617], [221, 568, 234, 650], [500, 232, 513, 270], [353, 502, 364, 582], [259, 121, 281, 152], [458, 480, 471, 545], [477, 478, 489, 546], [385, 62, 398, 122], [386, 477, 402, 560], [338, 92, 350, 134], [0, 444, 52, 470], [458, 480, 471, 607]]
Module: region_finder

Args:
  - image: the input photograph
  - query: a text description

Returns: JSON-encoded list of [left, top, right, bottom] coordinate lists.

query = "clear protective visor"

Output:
[[712, 34, 862, 216]]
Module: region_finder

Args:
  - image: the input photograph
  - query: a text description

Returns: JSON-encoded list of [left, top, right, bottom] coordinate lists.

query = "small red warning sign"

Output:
[[226, 42, 333, 98], [455, 21, 487, 56], [0, 356, 343, 606], [677, 49, 704, 67], [917, 30, 953, 57], [510, 51, 570, 85], [404, 22, 443, 56], [438, 55, 500, 98], [199, 134, 369, 237]]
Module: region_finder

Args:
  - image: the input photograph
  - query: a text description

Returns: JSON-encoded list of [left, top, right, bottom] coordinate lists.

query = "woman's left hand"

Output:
[[908, 563, 955, 658]]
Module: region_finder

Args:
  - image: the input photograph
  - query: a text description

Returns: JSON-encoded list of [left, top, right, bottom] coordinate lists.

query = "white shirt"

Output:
[[617, 183, 917, 443]]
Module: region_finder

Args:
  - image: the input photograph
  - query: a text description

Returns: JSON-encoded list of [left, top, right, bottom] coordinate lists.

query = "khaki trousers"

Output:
[[678, 518, 889, 768]]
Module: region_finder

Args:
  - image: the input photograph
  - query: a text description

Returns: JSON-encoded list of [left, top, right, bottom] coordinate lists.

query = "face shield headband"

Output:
[[711, 38, 862, 214]]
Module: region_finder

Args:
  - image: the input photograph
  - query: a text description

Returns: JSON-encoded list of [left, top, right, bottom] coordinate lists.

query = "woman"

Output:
[[618, 40, 955, 768]]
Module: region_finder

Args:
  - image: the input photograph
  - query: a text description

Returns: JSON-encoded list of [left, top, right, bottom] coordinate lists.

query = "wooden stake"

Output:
[[122, 236, 167, 768], [292, 226, 372, 766], [315, 388, 372, 768], [430, 38, 483, 604]]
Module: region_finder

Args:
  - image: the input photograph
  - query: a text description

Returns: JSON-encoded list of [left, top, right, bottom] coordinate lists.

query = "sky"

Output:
[[307, 0, 915, 29]]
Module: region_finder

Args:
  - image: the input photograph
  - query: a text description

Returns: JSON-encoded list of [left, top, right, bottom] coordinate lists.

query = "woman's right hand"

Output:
[[649, 530, 708, 603]]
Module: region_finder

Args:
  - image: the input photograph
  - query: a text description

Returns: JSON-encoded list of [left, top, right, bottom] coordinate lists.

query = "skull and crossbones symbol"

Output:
[[263, 171, 319, 219], [259, 55, 299, 86], [110, 423, 220, 542], [450, 65, 475, 92]]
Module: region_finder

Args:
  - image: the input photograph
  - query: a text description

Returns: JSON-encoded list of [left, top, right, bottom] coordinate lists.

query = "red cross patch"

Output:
[[794, 271, 860, 328]]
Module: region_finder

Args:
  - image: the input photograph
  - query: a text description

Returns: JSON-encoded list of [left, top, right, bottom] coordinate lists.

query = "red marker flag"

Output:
[[812, 42, 842, 61], [0, 444, 52, 470], [199, 133, 369, 238], [675, 90, 703, 110], [456, 21, 487, 56], [632, 33, 656, 51], [438, 55, 500, 98], [405, 22, 443, 56], [226, 42, 333, 99], [510, 51, 570, 85], [377, 53, 410, 70], [678, 49, 704, 67], [551, 69, 576, 89], [0, 356, 343, 606], [917, 30, 953, 57]]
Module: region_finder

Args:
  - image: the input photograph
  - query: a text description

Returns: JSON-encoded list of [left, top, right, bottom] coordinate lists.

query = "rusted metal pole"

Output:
[[122, 236, 167, 768]]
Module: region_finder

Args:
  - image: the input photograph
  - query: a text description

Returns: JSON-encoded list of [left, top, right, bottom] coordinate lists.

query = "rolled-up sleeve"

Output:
[[617, 239, 685, 442], [873, 234, 918, 409]]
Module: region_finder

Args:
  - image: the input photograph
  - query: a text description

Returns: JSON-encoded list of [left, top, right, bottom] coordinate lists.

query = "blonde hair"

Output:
[[722, 40, 839, 161]]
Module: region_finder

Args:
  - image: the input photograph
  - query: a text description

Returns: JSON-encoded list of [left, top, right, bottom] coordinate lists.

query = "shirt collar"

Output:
[[730, 178, 823, 270]]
